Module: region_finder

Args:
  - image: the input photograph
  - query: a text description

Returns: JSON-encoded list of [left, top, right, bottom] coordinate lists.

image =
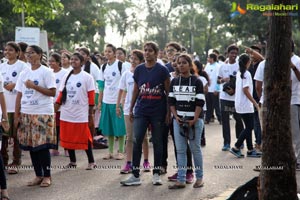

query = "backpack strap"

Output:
[[102, 61, 122, 75], [118, 61, 123, 75], [101, 63, 107, 73]]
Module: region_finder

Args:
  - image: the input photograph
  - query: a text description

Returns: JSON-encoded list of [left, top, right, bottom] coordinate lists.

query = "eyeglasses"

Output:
[[25, 51, 36, 56]]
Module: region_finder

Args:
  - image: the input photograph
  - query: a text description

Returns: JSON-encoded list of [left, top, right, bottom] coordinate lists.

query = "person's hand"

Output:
[[116, 106, 121, 118], [97, 102, 102, 111], [129, 112, 134, 122], [254, 103, 260, 112], [1, 120, 9, 132], [4, 83, 15, 91], [188, 119, 197, 127], [245, 48, 253, 54], [213, 91, 219, 96], [25, 80, 36, 89]]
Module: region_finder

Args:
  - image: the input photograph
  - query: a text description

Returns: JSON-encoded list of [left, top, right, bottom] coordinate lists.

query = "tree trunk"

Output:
[[260, 0, 297, 199]]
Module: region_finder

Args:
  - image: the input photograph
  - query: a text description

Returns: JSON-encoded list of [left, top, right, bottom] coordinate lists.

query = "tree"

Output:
[[260, 0, 298, 199], [8, 0, 63, 26]]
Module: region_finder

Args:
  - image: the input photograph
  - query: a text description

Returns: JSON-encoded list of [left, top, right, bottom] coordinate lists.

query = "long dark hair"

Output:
[[238, 53, 250, 79], [61, 53, 84, 104], [80, 47, 91, 73], [194, 60, 210, 83]]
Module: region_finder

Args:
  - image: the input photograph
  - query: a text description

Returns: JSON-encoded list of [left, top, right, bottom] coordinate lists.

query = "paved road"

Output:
[[6, 121, 300, 200]]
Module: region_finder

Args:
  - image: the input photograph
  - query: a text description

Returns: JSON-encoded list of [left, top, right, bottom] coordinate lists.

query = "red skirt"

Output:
[[60, 120, 92, 150]]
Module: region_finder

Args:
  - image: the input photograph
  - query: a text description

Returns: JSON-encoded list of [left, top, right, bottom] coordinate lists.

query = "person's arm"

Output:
[[25, 80, 56, 97], [0, 92, 9, 131], [116, 89, 124, 117], [129, 82, 139, 122], [255, 81, 263, 100], [164, 77, 171, 124], [97, 79, 104, 111], [14, 92, 22, 129], [245, 48, 264, 61], [243, 87, 259, 111]]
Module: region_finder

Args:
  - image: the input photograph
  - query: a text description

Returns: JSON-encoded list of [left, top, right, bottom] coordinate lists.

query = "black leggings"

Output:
[[68, 141, 94, 163], [30, 149, 51, 177], [0, 154, 7, 189]]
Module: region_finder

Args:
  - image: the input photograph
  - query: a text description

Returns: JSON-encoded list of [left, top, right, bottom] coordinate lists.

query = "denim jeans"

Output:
[[173, 118, 204, 183], [132, 115, 164, 177], [220, 100, 244, 146], [235, 113, 254, 150], [253, 110, 262, 145]]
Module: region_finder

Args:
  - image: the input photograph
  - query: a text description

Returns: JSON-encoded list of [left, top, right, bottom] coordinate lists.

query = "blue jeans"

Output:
[[132, 115, 164, 177], [173, 119, 204, 183]]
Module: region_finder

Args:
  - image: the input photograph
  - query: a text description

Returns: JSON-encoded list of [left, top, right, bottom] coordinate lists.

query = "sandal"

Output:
[[65, 163, 77, 169], [193, 179, 204, 188], [7, 163, 19, 174], [168, 182, 186, 189], [1, 195, 10, 200], [103, 153, 114, 160], [86, 163, 97, 170], [27, 177, 43, 186], [40, 177, 51, 187]]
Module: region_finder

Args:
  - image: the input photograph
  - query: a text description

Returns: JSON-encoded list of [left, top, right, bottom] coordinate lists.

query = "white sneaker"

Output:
[[152, 173, 162, 185], [120, 175, 141, 186]]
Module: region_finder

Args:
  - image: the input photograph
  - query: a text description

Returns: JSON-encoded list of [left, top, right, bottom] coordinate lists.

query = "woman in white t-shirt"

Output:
[[55, 52, 96, 170], [14, 45, 56, 187], [48, 53, 68, 157], [98, 44, 126, 160], [0, 41, 28, 174], [230, 54, 261, 158], [117, 49, 150, 174]]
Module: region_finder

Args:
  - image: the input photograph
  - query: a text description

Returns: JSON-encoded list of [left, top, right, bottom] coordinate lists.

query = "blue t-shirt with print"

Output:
[[133, 62, 170, 117]]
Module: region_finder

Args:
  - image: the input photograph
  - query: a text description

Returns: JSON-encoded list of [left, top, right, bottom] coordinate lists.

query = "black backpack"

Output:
[[227, 177, 259, 200], [101, 61, 123, 75]]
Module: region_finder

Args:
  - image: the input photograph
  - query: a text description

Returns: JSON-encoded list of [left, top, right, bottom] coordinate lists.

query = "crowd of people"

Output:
[[0, 39, 299, 199]]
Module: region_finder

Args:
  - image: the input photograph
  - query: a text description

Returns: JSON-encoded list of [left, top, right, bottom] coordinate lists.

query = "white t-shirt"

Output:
[[15, 65, 56, 115], [198, 76, 208, 111], [205, 62, 220, 93], [118, 70, 134, 115], [235, 71, 254, 114], [0, 74, 4, 120], [0, 60, 29, 112], [291, 54, 300, 105], [53, 68, 68, 103], [82, 62, 100, 94], [254, 60, 265, 104], [100, 60, 126, 104], [59, 71, 95, 123], [218, 62, 239, 101], [122, 61, 131, 71]]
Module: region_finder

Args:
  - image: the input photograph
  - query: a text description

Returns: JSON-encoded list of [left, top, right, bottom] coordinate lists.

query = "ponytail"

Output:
[[61, 70, 74, 104], [84, 60, 91, 74], [238, 53, 250, 79]]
